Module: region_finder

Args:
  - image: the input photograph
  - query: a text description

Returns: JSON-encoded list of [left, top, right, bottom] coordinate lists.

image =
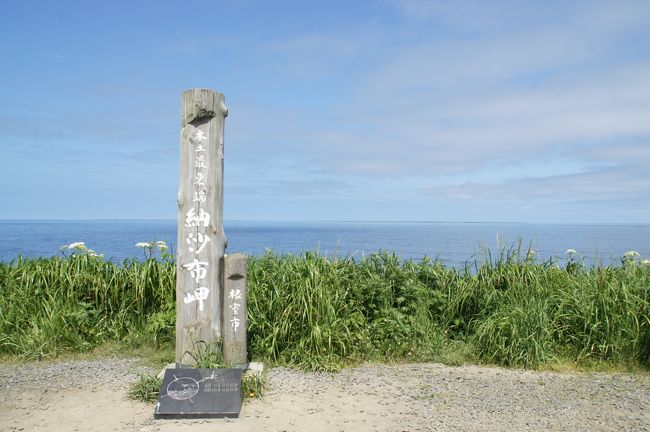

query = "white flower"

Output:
[[135, 242, 153, 248], [155, 241, 168, 250], [86, 249, 103, 258], [565, 249, 577, 255], [67, 242, 86, 250], [641, 259, 650, 266], [624, 251, 640, 258]]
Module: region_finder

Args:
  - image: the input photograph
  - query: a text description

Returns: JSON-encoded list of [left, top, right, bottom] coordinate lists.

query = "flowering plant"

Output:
[[60, 242, 103, 258], [135, 240, 172, 261]]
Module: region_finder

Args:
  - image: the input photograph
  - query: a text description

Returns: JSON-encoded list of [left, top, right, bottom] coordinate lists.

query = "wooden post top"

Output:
[[181, 88, 229, 126]]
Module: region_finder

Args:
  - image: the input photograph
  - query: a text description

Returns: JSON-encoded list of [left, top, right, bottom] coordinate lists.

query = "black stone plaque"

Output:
[[154, 368, 242, 419]]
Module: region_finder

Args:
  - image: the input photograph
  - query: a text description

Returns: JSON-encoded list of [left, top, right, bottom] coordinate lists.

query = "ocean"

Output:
[[1, 220, 649, 268]]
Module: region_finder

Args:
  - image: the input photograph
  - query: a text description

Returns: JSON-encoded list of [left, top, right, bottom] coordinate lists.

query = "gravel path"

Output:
[[1, 359, 649, 431]]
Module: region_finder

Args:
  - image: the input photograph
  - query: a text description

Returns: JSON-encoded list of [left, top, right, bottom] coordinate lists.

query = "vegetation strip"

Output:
[[1, 245, 649, 371]]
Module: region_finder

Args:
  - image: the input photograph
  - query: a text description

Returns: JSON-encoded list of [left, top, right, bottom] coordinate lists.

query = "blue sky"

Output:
[[1, 0, 649, 222]]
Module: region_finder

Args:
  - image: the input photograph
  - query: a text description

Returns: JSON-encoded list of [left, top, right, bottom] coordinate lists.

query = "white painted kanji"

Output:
[[182, 258, 209, 283], [193, 172, 206, 186], [194, 155, 207, 169], [230, 316, 240, 331], [184, 207, 210, 228], [192, 191, 207, 203], [191, 130, 207, 143], [187, 232, 211, 254], [183, 286, 210, 311]]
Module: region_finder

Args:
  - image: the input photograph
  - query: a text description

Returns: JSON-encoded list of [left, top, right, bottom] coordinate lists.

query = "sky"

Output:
[[1, 0, 649, 223]]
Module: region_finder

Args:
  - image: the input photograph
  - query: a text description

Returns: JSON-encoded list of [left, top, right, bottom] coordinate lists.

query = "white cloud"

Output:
[[424, 163, 650, 203], [246, 1, 650, 180], [221, 1, 650, 219]]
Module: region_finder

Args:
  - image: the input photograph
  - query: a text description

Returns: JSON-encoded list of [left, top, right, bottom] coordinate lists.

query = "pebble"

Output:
[[0, 358, 144, 392], [264, 362, 650, 431], [1, 359, 649, 430]]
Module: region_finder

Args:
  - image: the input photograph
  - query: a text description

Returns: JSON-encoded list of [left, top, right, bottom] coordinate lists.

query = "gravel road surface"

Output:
[[1, 359, 648, 431]]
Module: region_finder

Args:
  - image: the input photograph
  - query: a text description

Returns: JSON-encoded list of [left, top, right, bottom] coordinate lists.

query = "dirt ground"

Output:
[[1, 360, 649, 432]]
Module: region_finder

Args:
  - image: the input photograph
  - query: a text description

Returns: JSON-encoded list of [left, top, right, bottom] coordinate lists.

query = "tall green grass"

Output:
[[0, 254, 174, 358], [1, 247, 649, 371]]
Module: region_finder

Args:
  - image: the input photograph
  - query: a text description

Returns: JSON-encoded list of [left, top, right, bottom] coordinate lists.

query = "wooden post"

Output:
[[176, 89, 228, 366], [222, 253, 248, 366]]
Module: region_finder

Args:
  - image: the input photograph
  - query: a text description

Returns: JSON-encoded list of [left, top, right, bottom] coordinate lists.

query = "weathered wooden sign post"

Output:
[[156, 89, 249, 419], [222, 252, 248, 366], [175, 88, 247, 367]]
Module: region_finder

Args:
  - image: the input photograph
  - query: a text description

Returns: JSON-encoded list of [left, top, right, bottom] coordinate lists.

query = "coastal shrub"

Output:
[[1, 248, 649, 371], [354, 254, 444, 359], [247, 252, 367, 371], [471, 282, 556, 368], [0, 254, 175, 358], [554, 265, 650, 364]]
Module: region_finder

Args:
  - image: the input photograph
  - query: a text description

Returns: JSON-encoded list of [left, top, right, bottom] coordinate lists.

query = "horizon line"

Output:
[[0, 218, 647, 226]]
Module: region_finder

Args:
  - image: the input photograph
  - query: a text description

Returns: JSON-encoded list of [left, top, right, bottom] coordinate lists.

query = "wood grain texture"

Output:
[[181, 88, 228, 126], [222, 253, 248, 366], [176, 89, 227, 365]]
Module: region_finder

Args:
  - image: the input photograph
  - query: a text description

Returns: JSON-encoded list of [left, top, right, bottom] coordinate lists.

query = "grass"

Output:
[[126, 338, 266, 404], [126, 361, 267, 403], [1, 245, 649, 372], [241, 369, 266, 401], [128, 371, 162, 403]]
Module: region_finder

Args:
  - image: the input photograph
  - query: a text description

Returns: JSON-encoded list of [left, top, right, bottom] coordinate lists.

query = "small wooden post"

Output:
[[175, 89, 228, 365], [222, 253, 248, 366]]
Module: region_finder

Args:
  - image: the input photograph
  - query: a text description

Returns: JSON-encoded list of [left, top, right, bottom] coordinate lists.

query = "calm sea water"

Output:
[[0, 220, 649, 268]]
